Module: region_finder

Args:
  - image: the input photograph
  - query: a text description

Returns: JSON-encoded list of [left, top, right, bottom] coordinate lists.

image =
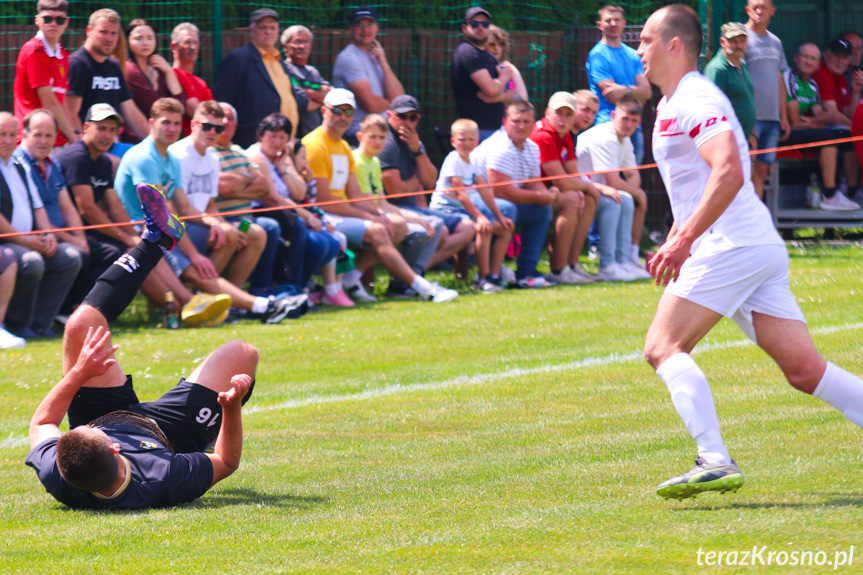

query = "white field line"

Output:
[[244, 321, 863, 415], [3, 321, 861, 450]]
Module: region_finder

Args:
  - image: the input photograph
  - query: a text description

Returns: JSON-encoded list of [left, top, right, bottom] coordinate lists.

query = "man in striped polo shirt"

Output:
[[211, 102, 283, 296], [471, 100, 560, 288]]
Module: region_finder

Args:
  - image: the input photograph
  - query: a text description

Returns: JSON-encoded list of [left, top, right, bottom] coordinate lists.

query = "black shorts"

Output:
[[68, 376, 223, 454]]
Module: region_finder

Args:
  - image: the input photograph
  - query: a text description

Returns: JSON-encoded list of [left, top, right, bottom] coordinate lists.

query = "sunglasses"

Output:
[[326, 106, 355, 118], [396, 112, 420, 122], [198, 122, 225, 134], [467, 20, 490, 29], [40, 15, 68, 24]]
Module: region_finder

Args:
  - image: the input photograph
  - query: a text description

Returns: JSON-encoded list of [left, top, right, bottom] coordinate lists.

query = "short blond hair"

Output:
[[150, 97, 184, 120], [573, 89, 599, 106], [359, 113, 388, 134], [451, 118, 478, 135], [88, 8, 120, 28]]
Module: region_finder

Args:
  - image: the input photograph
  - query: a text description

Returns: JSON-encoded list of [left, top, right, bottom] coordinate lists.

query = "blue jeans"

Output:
[[754, 120, 781, 164], [514, 202, 552, 278], [630, 129, 644, 167], [596, 193, 634, 268], [245, 216, 281, 291], [301, 229, 341, 287]]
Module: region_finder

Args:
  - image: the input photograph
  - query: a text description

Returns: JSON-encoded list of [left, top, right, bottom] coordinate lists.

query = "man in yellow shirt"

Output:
[[303, 89, 457, 303]]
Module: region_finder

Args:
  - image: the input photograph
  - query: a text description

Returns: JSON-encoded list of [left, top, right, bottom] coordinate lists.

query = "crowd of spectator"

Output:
[[2, 0, 859, 349], [706, 0, 863, 211]]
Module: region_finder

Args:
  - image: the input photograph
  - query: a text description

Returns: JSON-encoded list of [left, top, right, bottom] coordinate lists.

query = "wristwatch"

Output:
[[413, 144, 426, 157]]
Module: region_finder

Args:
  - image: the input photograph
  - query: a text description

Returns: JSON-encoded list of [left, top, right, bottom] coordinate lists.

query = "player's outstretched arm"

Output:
[[207, 374, 252, 487], [29, 327, 118, 448]]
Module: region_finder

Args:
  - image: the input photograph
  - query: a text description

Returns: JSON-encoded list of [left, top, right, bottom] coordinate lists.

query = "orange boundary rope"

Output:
[[2, 133, 862, 240]]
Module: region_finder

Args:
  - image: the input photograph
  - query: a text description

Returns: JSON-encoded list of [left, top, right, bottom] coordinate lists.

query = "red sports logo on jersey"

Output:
[[657, 118, 682, 137], [689, 116, 728, 138]]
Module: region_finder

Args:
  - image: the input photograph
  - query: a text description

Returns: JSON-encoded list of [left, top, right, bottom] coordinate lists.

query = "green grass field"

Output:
[[2, 242, 863, 574]]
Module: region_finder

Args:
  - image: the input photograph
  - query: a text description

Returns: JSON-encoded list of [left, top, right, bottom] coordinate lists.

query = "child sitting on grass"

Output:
[[431, 118, 516, 292]]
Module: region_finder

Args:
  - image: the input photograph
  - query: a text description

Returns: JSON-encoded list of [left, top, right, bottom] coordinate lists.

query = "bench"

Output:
[[766, 150, 863, 229]]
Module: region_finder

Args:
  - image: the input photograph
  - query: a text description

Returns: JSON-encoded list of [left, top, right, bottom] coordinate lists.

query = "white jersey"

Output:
[[652, 71, 782, 255], [432, 150, 483, 208], [575, 121, 636, 187], [168, 137, 220, 213]]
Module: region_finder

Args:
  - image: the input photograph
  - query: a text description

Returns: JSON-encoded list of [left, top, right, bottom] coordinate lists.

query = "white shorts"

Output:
[[665, 244, 806, 343]]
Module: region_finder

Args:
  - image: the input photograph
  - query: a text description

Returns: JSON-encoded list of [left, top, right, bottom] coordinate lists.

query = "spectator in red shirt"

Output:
[[14, 0, 80, 148], [171, 23, 213, 137], [526, 92, 586, 285], [812, 37, 863, 199]]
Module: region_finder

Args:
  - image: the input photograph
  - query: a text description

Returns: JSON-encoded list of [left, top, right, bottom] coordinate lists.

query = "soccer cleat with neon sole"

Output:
[[137, 183, 185, 250], [656, 458, 744, 500]]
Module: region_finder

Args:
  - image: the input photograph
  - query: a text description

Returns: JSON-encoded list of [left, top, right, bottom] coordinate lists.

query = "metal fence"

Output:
[[2, 1, 692, 227]]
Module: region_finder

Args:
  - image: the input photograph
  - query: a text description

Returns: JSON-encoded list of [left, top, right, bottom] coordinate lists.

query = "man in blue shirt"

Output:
[[586, 3, 652, 164], [116, 97, 304, 325], [26, 185, 257, 509]]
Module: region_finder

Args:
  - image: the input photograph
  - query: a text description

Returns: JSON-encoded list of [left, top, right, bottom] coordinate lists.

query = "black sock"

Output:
[[82, 241, 164, 323], [823, 187, 837, 199], [551, 268, 563, 275]]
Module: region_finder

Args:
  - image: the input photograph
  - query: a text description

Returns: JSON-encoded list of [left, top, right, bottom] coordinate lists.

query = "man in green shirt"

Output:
[[704, 22, 756, 148]]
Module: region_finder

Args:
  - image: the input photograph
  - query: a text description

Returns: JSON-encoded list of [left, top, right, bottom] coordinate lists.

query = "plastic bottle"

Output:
[[806, 173, 821, 209], [164, 289, 180, 329]]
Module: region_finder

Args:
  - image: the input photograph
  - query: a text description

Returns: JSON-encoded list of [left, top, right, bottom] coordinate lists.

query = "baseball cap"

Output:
[[85, 103, 124, 124], [250, 9, 279, 25], [547, 92, 576, 111], [464, 7, 491, 21], [350, 6, 378, 25], [324, 88, 357, 109], [390, 95, 420, 113], [720, 22, 747, 39], [827, 37, 853, 55]]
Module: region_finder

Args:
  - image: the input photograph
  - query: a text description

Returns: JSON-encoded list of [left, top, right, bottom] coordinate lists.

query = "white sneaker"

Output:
[[343, 281, 379, 302], [547, 266, 591, 285], [629, 256, 647, 270], [0, 326, 25, 349], [597, 263, 634, 282], [499, 266, 516, 286], [621, 261, 651, 280], [570, 263, 598, 283], [819, 191, 860, 211], [421, 282, 459, 303]]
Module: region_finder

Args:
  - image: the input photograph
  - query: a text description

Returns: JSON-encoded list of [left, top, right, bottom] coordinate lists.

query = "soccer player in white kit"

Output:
[[638, 4, 863, 499]]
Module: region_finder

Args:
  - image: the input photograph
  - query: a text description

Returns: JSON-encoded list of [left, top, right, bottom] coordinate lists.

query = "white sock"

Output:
[[342, 269, 362, 285], [411, 275, 433, 297], [631, 244, 640, 262], [251, 297, 269, 314], [324, 282, 341, 297], [813, 362, 863, 428], [656, 353, 732, 465]]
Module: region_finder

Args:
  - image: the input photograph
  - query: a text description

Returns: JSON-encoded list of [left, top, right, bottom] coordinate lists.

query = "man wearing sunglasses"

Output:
[[451, 6, 513, 140], [379, 95, 475, 295], [332, 6, 405, 146], [168, 100, 266, 290], [304, 89, 458, 303], [14, 0, 81, 149]]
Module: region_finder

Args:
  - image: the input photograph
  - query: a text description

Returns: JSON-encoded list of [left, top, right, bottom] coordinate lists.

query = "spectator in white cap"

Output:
[[302, 88, 459, 303]]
